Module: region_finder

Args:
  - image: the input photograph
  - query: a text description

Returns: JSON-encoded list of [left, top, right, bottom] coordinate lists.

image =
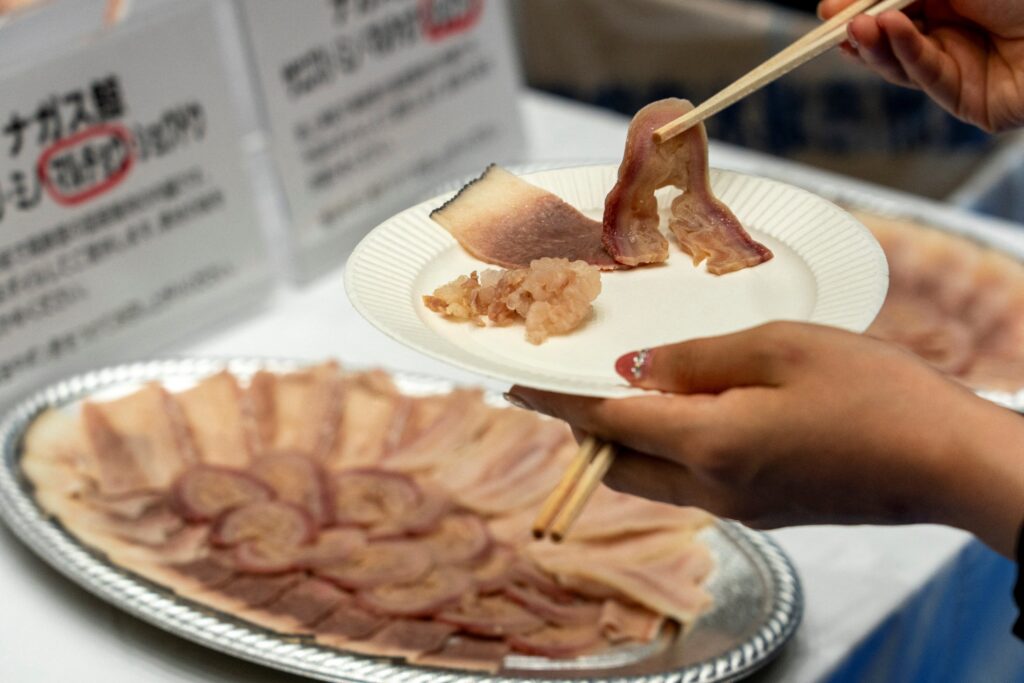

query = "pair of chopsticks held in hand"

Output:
[[533, 0, 915, 543]]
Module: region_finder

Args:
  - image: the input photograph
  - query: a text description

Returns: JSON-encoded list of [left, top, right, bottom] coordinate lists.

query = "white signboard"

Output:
[[239, 0, 525, 280], [0, 0, 274, 408]]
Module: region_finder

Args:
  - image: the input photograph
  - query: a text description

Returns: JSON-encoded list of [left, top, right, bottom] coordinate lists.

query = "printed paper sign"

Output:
[[239, 0, 525, 280], [0, 0, 274, 407]]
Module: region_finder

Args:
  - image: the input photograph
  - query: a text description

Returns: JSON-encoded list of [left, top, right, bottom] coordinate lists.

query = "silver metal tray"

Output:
[[0, 358, 802, 683]]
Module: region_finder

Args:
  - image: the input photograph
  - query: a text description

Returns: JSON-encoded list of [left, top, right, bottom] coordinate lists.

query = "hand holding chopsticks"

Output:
[[532, 436, 616, 542], [653, 0, 917, 144]]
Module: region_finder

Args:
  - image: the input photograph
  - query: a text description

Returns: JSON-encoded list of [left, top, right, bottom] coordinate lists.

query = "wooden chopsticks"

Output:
[[532, 436, 616, 542], [653, 0, 916, 143]]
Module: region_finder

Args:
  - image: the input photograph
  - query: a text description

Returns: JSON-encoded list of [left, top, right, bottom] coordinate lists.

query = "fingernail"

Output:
[[614, 349, 651, 384], [503, 391, 532, 411], [847, 29, 859, 50]]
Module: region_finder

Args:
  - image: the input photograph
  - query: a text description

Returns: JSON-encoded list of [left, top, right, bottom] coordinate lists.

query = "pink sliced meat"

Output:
[[264, 578, 347, 626], [172, 465, 273, 522], [423, 513, 492, 565], [331, 469, 422, 533], [243, 364, 344, 458], [433, 410, 542, 492], [507, 623, 604, 659], [82, 490, 165, 520], [316, 540, 433, 590], [569, 487, 713, 541], [212, 501, 316, 548], [173, 371, 253, 468], [171, 556, 236, 589], [412, 635, 510, 673], [431, 164, 622, 270], [355, 567, 473, 617], [472, 544, 516, 593], [505, 584, 602, 626], [251, 451, 332, 526], [604, 98, 772, 274], [438, 594, 545, 637], [383, 390, 493, 472], [599, 599, 665, 644], [329, 383, 408, 469], [297, 528, 367, 568]]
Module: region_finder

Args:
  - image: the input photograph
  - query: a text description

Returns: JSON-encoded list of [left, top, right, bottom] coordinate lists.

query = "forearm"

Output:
[[933, 400, 1024, 559]]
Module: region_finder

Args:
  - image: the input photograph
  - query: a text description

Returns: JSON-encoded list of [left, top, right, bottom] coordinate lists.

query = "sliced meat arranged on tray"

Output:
[[21, 364, 716, 673]]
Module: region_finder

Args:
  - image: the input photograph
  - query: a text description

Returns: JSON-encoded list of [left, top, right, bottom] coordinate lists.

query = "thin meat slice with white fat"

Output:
[[80, 383, 194, 494], [569, 487, 713, 541], [604, 98, 772, 274], [251, 451, 332, 526], [527, 530, 714, 624], [431, 165, 621, 270], [243, 363, 343, 458], [383, 390, 492, 472], [599, 600, 665, 644], [328, 382, 408, 469], [173, 371, 253, 468]]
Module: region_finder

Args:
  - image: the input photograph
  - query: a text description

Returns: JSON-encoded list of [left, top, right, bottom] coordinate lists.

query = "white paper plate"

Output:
[[346, 165, 889, 397]]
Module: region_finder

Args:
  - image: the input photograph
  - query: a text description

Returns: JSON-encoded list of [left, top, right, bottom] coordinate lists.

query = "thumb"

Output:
[[615, 324, 791, 394]]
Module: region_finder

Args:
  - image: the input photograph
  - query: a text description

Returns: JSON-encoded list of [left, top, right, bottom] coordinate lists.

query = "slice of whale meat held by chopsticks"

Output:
[[423, 257, 602, 344], [430, 164, 623, 271], [604, 98, 773, 274]]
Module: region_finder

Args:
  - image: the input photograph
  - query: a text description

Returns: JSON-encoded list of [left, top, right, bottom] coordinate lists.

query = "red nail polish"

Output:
[[614, 349, 650, 383]]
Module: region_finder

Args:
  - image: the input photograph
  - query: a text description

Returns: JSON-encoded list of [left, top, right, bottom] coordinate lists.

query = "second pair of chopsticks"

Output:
[[654, 0, 916, 143], [532, 436, 616, 542]]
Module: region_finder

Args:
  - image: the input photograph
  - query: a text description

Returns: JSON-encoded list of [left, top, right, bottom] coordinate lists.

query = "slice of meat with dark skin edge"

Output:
[[331, 469, 422, 533], [354, 567, 473, 618], [471, 544, 516, 594], [422, 513, 492, 566], [315, 540, 433, 590], [412, 636, 510, 674], [171, 466, 273, 523], [437, 594, 545, 638], [250, 451, 333, 526], [80, 403, 150, 495], [431, 165, 624, 271], [505, 583, 603, 626], [211, 501, 317, 548], [507, 623, 605, 659]]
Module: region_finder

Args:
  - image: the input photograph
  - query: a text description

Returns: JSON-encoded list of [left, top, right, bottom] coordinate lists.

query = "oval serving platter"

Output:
[[0, 358, 801, 683]]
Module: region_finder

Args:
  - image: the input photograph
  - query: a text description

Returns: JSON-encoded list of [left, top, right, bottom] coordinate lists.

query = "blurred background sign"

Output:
[[238, 0, 525, 281], [0, 0, 273, 408]]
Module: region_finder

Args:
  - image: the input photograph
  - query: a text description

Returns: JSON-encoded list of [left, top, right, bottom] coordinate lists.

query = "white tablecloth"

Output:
[[1, 90, 1021, 683]]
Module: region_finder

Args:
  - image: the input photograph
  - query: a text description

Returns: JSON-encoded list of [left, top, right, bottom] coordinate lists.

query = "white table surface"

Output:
[[0, 90, 985, 682]]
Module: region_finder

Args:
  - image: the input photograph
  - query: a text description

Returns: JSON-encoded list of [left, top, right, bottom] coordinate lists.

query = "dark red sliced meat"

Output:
[[423, 514, 491, 565], [367, 619, 458, 658], [507, 623, 604, 659], [316, 540, 433, 590], [218, 573, 303, 608], [212, 501, 316, 548], [250, 451, 332, 526], [316, 595, 390, 641], [264, 579, 346, 626], [355, 567, 473, 617], [171, 556, 236, 589], [413, 635, 510, 673], [438, 594, 545, 637], [172, 466, 272, 522]]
